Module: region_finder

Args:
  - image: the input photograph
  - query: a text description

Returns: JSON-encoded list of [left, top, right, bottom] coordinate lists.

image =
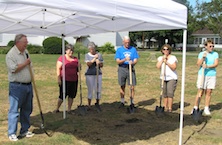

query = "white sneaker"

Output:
[[9, 134, 18, 141], [204, 108, 211, 115], [19, 131, 35, 138]]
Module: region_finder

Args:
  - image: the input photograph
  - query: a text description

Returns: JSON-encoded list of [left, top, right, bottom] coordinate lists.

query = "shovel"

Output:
[[192, 97, 203, 123], [77, 52, 87, 116], [26, 53, 52, 137], [155, 61, 166, 115], [127, 62, 135, 114], [192, 57, 206, 123], [95, 59, 102, 112]]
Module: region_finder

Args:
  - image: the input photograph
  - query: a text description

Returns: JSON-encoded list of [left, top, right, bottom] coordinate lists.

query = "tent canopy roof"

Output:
[[0, 0, 187, 37]]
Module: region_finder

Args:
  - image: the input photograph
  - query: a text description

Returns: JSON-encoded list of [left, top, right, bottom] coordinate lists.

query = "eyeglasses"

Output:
[[163, 48, 169, 51]]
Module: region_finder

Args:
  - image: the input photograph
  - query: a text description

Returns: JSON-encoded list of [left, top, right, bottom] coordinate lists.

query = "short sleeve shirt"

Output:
[[198, 51, 218, 76], [85, 52, 103, 75], [157, 55, 178, 81], [58, 55, 78, 81], [115, 46, 139, 65]]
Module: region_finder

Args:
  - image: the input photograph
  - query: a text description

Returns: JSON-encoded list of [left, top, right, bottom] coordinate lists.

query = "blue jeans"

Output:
[[8, 82, 33, 136]]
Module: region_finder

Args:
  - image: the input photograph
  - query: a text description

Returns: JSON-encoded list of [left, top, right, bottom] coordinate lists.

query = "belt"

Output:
[[119, 65, 134, 68], [11, 82, 32, 85], [119, 65, 129, 68]]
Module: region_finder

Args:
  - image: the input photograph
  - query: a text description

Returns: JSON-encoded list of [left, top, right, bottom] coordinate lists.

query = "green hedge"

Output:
[[98, 42, 115, 54], [43, 37, 68, 54], [74, 42, 88, 54], [0, 47, 10, 54]]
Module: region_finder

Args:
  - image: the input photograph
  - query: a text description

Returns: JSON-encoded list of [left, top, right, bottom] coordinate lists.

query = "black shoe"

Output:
[[119, 103, 125, 108]]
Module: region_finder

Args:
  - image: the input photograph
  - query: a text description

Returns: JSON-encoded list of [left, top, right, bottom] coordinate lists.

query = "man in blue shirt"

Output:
[[115, 36, 139, 108]]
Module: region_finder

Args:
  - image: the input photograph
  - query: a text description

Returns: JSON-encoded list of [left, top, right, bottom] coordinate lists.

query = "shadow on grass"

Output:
[[210, 102, 222, 111], [172, 101, 191, 111], [31, 100, 212, 145]]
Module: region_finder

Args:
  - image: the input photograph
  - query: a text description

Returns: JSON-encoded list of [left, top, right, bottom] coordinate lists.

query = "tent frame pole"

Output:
[[179, 29, 187, 145]]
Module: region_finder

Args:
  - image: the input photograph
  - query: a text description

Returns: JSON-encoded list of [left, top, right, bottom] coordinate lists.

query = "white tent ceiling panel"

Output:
[[0, 0, 187, 36]]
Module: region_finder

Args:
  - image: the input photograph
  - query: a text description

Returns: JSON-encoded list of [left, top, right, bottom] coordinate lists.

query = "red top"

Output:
[[58, 55, 78, 81]]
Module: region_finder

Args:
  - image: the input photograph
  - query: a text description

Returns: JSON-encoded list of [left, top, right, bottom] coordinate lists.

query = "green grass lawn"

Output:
[[0, 51, 222, 145]]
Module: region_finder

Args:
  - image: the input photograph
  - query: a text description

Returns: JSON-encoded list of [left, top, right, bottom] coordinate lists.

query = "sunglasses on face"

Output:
[[163, 48, 169, 51]]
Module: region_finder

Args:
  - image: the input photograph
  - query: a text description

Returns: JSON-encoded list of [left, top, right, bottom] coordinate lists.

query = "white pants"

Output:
[[86, 75, 102, 99]]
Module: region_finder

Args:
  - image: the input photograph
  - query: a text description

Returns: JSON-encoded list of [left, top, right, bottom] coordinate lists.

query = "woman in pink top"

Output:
[[54, 44, 79, 114]]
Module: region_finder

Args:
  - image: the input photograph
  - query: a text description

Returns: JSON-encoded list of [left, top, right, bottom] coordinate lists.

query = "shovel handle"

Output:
[[96, 57, 99, 100], [26, 53, 44, 123], [78, 52, 83, 105], [129, 63, 132, 85], [197, 57, 206, 107]]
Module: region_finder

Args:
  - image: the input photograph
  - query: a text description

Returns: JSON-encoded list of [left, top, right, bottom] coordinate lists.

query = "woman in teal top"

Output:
[[192, 39, 219, 116]]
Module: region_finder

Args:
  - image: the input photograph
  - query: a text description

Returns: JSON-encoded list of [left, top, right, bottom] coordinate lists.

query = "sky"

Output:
[[188, 0, 211, 7]]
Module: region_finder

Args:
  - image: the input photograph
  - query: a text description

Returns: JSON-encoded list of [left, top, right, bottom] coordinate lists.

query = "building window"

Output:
[[219, 38, 222, 44], [215, 38, 218, 44], [198, 38, 202, 44], [194, 38, 198, 44], [0, 34, 2, 42]]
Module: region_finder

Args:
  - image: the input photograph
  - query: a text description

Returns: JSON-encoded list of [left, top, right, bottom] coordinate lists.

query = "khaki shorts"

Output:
[[162, 80, 177, 98], [118, 66, 136, 86], [196, 75, 216, 89]]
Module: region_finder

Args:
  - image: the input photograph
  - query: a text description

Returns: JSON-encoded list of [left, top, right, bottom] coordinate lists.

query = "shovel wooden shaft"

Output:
[[28, 64, 43, 115], [197, 59, 206, 106], [78, 52, 83, 106], [129, 63, 132, 85], [160, 61, 166, 106], [96, 60, 99, 99]]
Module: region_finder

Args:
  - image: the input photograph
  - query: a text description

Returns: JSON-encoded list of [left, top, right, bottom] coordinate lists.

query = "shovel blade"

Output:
[[192, 108, 203, 123], [95, 103, 102, 113], [127, 104, 135, 114], [155, 106, 165, 114], [78, 105, 87, 116]]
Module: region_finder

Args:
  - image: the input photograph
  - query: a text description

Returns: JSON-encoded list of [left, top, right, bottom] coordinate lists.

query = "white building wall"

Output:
[[0, 34, 15, 46], [0, 33, 75, 46], [1, 32, 128, 48], [81, 31, 129, 49]]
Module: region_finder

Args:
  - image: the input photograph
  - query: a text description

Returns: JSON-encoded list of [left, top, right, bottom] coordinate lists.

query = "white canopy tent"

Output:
[[0, 0, 187, 144]]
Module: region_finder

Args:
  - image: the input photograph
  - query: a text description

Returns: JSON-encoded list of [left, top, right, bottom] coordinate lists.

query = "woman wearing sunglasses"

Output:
[[191, 39, 219, 116], [156, 44, 178, 112]]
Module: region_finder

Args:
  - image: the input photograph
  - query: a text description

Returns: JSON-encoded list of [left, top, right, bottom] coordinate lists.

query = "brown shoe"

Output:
[[67, 110, 75, 115], [53, 109, 59, 113]]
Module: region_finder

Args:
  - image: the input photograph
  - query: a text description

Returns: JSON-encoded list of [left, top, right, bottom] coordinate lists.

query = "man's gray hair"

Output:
[[123, 36, 130, 41], [14, 34, 27, 44], [88, 42, 96, 49]]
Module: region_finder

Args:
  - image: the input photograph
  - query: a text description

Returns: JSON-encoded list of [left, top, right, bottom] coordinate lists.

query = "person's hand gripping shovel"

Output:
[[26, 53, 52, 137], [77, 52, 87, 116], [127, 61, 135, 114], [155, 59, 166, 116], [95, 58, 102, 113], [192, 54, 206, 123]]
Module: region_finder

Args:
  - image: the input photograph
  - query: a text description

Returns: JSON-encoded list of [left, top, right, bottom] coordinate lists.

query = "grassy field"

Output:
[[0, 50, 222, 145]]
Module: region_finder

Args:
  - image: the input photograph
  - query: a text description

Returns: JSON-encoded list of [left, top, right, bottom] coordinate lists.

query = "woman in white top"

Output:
[[156, 44, 178, 112]]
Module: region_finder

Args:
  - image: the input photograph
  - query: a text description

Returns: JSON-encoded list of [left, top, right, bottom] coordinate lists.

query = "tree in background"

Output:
[[129, 0, 219, 48], [196, 0, 222, 38]]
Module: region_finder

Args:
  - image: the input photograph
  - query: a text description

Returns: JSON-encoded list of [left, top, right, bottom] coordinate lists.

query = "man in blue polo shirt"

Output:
[[115, 36, 139, 108]]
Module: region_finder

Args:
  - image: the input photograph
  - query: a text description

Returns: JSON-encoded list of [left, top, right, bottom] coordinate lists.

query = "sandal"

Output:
[[53, 109, 60, 113], [67, 110, 75, 115], [168, 109, 172, 112]]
